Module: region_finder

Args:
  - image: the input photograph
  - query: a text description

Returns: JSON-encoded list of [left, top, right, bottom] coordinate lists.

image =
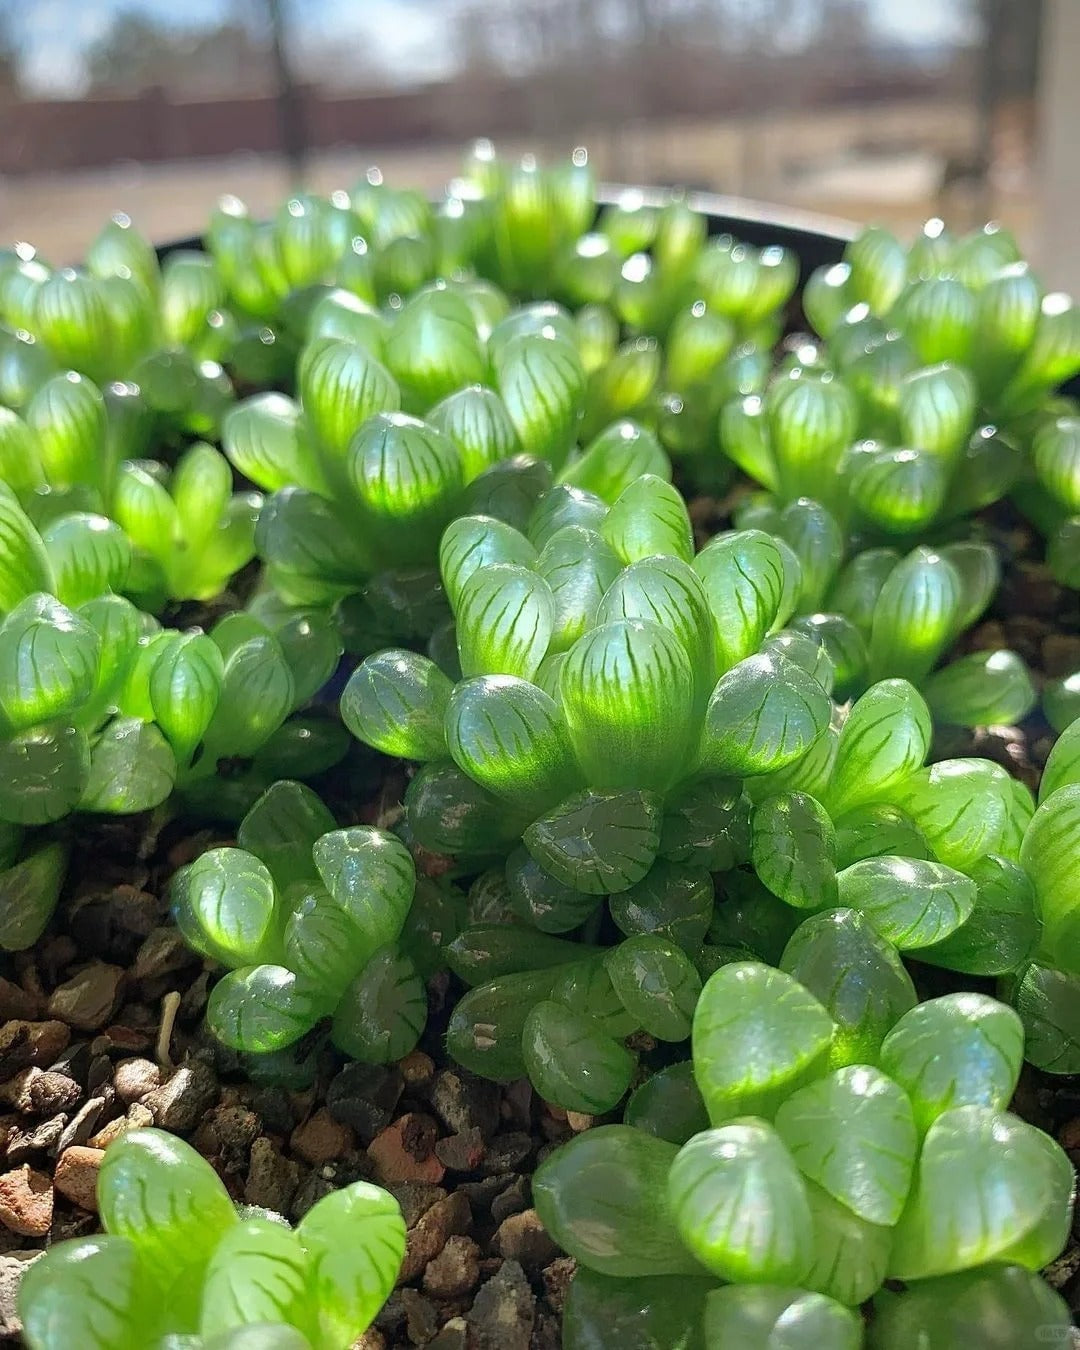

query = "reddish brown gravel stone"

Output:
[[53, 1147, 105, 1212], [0, 1167, 53, 1237]]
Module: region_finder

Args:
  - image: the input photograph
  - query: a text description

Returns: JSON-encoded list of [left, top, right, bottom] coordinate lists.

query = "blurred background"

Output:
[[0, 0, 1075, 286]]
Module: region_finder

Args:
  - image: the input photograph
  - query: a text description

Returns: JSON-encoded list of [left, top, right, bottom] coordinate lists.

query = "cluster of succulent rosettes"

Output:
[[531, 961, 1076, 1350], [171, 781, 436, 1067], [0, 367, 258, 606], [0, 491, 346, 952], [18, 1128, 404, 1350], [723, 219, 1080, 522], [729, 492, 1037, 725]]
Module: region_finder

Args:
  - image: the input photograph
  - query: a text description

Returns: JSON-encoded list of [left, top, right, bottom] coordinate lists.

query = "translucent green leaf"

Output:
[[659, 777, 746, 873], [835, 856, 975, 949], [505, 845, 600, 933], [912, 854, 1039, 976], [624, 1061, 709, 1146], [205, 636, 295, 758], [1041, 716, 1080, 801], [112, 461, 178, 562], [868, 1262, 1074, 1350], [767, 372, 857, 499], [494, 331, 585, 466], [222, 393, 316, 493], [98, 1128, 237, 1284], [405, 759, 527, 856], [447, 923, 587, 985], [0, 721, 90, 825], [462, 453, 554, 533], [668, 1121, 814, 1283], [0, 484, 51, 615], [826, 547, 898, 636], [867, 546, 961, 684], [332, 944, 426, 1064], [455, 562, 554, 680], [551, 957, 640, 1039], [347, 412, 464, 542], [524, 787, 663, 895], [1020, 783, 1080, 967], [207, 964, 326, 1053], [565, 1269, 714, 1350], [446, 966, 566, 1080], [439, 514, 537, 610], [891, 758, 1012, 870], [82, 718, 176, 814], [384, 287, 484, 409], [0, 841, 67, 951], [298, 337, 400, 461], [149, 632, 223, 763], [704, 1285, 862, 1350], [775, 1064, 916, 1225], [18, 1236, 146, 1350], [776, 499, 844, 612], [255, 487, 373, 583], [284, 884, 366, 997], [888, 1106, 1068, 1279], [692, 961, 834, 1123], [824, 679, 931, 817], [41, 513, 130, 608], [923, 649, 1034, 728], [559, 419, 670, 505], [341, 649, 451, 761], [172, 846, 280, 968], [200, 1219, 313, 1340], [533, 1124, 700, 1277], [312, 825, 414, 947], [609, 859, 714, 950], [802, 1179, 893, 1307], [428, 385, 520, 483], [780, 908, 917, 1068], [523, 1000, 636, 1113], [26, 370, 108, 491], [445, 674, 580, 813], [0, 592, 100, 730], [1033, 414, 1080, 512], [700, 652, 831, 779], [536, 525, 621, 653], [719, 394, 778, 490], [833, 803, 930, 868], [693, 530, 785, 672], [896, 362, 976, 457], [879, 993, 1024, 1133], [601, 474, 693, 565], [296, 1181, 406, 1346], [849, 445, 947, 534], [1048, 514, 1080, 588], [751, 791, 837, 910], [605, 934, 702, 1041], [561, 619, 695, 793], [709, 871, 801, 965], [1013, 961, 1080, 1074]]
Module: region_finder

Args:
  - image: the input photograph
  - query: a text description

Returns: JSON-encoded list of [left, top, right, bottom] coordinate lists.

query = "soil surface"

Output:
[[0, 496, 1078, 1347]]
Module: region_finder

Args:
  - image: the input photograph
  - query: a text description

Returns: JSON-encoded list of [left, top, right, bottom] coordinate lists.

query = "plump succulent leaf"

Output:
[[522, 1000, 636, 1114], [18, 1236, 148, 1350], [780, 907, 917, 1067], [1012, 962, 1080, 1074], [82, 718, 176, 814], [703, 1285, 862, 1350], [456, 562, 554, 680], [601, 474, 693, 565], [623, 1060, 709, 1146], [668, 1121, 814, 1284], [912, 854, 1039, 976], [524, 788, 663, 895], [0, 841, 68, 951], [867, 547, 961, 684], [774, 1064, 916, 1226], [446, 966, 566, 1080], [801, 1178, 894, 1307], [1020, 784, 1080, 969], [564, 1269, 714, 1350], [888, 1106, 1072, 1279], [331, 944, 426, 1064], [295, 1182, 406, 1346], [751, 791, 837, 910], [200, 1219, 313, 1341], [693, 530, 785, 672], [700, 652, 831, 778], [533, 1124, 702, 1277], [0, 592, 100, 731], [342, 649, 452, 761], [878, 993, 1025, 1133], [692, 961, 834, 1123], [604, 934, 702, 1042], [891, 758, 1014, 870], [834, 855, 976, 949], [206, 964, 327, 1053], [98, 1129, 238, 1284], [922, 649, 1035, 728], [0, 722, 91, 825]]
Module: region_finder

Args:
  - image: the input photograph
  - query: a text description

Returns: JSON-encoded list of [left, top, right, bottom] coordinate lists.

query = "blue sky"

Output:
[[12, 0, 976, 97]]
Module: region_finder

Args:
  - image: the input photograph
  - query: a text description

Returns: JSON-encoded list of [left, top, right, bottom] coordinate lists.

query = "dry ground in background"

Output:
[[0, 98, 1037, 263]]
